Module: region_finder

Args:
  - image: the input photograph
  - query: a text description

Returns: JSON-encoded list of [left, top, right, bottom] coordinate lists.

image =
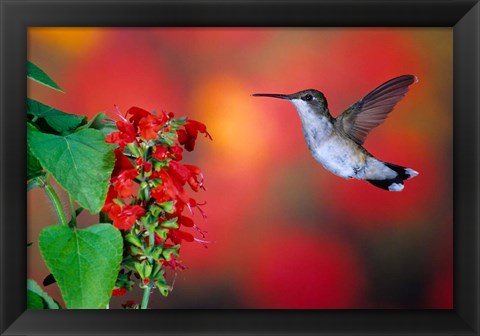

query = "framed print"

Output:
[[1, 0, 479, 335]]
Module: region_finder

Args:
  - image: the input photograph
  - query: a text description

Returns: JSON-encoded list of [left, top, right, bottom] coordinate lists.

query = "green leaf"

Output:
[[27, 278, 61, 309], [39, 224, 122, 309], [155, 227, 169, 240], [160, 217, 179, 229], [27, 143, 44, 180], [76, 112, 117, 135], [155, 276, 171, 297], [27, 98, 86, 134], [158, 201, 175, 214], [125, 233, 143, 248], [27, 123, 115, 213], [27, 61, 64, 92], [162, 245, 180, 261]]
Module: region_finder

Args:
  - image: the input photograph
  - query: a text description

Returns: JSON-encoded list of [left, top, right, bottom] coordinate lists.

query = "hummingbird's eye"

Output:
[[304, 94, 313, 101]]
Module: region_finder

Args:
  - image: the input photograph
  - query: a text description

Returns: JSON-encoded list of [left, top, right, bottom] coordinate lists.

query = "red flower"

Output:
[[184, 165, 204, 192], [105, 120, 136, 150], [125, 106, 169, 141], [112, 149, 134, 173], [111, 287, 127, 297], [150, 169, 178, 204], [138, 114, 166, 141], [111, 149, 138, 198], [168, 161, 204, 192], [113, 169, 138, 198], [152, 145, 168, 161], [135, 157, 152, 173], [169, 229, 194, 244], [169, 145, 183, 161], [108, 204, 145, 230], [127, 106, 151, 129], [178, 120, 212, 151], [151, 169, 190, 206], [178, 215, 194, 227], [152, 145, 184, 162], [161, 256, 186, 270], [101, 186, 118, 213]]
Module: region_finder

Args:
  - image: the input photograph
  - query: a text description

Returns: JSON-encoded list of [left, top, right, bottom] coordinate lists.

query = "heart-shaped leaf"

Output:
[[39, 224, 122, 309], [27, 123, 114, 213]]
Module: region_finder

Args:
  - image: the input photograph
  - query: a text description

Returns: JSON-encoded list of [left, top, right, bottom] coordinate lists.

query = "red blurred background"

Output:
[[27, 28, 453, 309]]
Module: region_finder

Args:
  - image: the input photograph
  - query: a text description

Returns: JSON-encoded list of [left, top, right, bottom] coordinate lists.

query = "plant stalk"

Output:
[[36, 176, 68, 226], [140, 231, 155, 309], [141, 285, 151, 309]]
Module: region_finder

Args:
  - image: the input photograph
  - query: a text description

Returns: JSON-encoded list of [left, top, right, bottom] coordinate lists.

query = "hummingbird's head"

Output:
[[252, 89, 329, 117]]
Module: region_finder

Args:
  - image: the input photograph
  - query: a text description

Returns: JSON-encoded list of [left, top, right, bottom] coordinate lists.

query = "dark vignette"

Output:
[[0, 1, 478, 335]]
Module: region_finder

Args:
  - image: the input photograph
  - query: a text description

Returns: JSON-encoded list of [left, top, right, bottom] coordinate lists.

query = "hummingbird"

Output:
[[252, 75, 419, 191]]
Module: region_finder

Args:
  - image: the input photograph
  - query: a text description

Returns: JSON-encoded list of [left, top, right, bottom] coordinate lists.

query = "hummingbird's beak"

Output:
[[251, 93, 291, 100]]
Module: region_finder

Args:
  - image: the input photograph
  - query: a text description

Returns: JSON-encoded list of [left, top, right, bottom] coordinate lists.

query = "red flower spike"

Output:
[[112, 287, 127, 297], [108, 204, 145, 230], [104, 106, 210, 300]]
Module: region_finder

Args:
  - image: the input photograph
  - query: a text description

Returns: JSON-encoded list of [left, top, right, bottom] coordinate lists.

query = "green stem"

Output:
[[141, 285, 151, 309], [141, 232, 155, 310], [35, 176, 68, 226], [69, 195, 77, 227]]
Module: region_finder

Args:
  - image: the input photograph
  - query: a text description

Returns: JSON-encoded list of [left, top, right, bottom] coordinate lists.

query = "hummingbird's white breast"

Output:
[[292, 99, 359, 178], [292, 99, 397, 180]]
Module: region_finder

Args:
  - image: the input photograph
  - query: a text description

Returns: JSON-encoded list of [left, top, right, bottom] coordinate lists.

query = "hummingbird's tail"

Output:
[[367, 162, 419, 192]]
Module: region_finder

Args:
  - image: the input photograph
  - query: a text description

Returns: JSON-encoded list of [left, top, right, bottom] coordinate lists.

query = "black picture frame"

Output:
[[1, 0, 479, 335]]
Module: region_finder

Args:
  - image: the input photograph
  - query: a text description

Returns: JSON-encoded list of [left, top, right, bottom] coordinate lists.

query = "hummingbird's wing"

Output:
[[335, 75, 417, 145]]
